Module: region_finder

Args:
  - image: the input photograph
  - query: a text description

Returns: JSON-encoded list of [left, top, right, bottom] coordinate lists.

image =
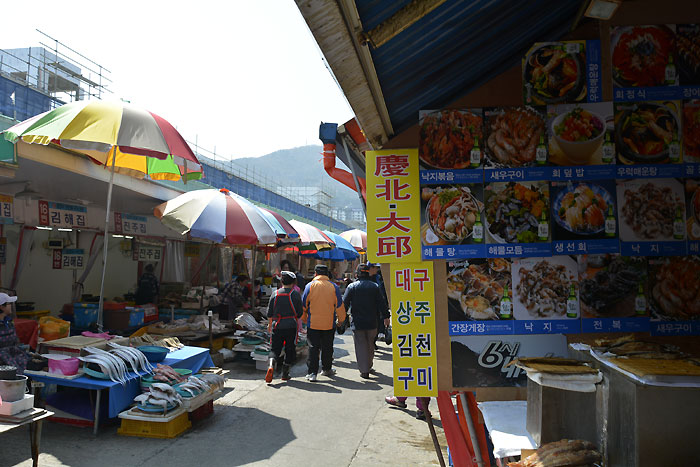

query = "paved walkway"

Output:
[[2, 334, 447, 466]]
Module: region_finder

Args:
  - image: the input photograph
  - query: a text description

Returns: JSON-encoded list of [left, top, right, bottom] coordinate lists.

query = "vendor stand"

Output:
[[0, 409, 54, 467]]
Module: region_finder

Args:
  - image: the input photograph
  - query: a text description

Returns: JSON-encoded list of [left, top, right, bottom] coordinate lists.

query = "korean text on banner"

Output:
[[366, 149, 421, 263], [391, 262, 437, 397]]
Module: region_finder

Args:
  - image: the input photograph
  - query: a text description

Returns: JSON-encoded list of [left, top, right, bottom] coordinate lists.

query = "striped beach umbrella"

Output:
[[308, 230, 360, 261], [339, 229, 367, 252], [289, 219, 335, 252]]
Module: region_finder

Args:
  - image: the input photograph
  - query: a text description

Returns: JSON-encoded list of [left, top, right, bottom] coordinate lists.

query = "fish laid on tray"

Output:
[[508, 439, 602, 467]]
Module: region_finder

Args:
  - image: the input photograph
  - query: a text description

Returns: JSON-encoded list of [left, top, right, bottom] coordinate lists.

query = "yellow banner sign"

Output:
[[390, 261, 437, 397], [366, 149, 421, 263]]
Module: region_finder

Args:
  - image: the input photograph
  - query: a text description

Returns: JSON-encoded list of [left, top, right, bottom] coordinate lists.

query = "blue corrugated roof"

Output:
[[355, 0, 584, 135]]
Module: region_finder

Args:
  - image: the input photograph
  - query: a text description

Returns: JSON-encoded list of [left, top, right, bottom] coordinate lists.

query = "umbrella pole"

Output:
[[97, 146, 118, 331], [250, 247, 257, 311]]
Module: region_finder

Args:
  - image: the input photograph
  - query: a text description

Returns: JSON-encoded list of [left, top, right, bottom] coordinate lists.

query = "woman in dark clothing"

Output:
[[0, 293, 29, 374]]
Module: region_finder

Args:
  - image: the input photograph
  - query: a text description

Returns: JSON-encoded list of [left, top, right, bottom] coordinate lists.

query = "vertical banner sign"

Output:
[[114, 212, 123, 234], [0, 195, 13, 224], [52, 249, 62, 269], [391, 262, 438, 397], [0, 237, 6, 264], [366, 149, 421, 263]]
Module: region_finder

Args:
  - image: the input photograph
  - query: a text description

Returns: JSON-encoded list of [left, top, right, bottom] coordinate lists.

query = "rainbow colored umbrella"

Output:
[[154, 188, 289, 245], [261, 208, 299, 243], [339, 229, 367, 252], [289, 219, 335, 252], [2, 100, 203, 329], [307, 230, 359, 261]]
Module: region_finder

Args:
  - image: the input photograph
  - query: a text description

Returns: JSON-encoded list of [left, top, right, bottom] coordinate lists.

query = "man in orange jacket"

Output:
[[301, 264, 346, 382]]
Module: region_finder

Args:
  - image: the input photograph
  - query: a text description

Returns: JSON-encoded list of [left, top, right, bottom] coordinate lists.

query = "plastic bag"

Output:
[[38, 316, 70, 341], [384, 325, 392, 345]]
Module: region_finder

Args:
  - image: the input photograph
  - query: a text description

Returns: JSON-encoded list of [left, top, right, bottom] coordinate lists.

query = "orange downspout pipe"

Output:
[[322, 143, 366, 201]]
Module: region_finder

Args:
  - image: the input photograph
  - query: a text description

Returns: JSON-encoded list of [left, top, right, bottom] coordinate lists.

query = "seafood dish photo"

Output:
[[611, 25, 676, 87], [485, 182, 549, 243], [447, 259, 511, 320], [419, 109, 483, 169], [514, 258, 577, 318], [423, 185, 483, 243], [619, 180, 683, 240], [615, 102, 680, 164], [676, 24, 700, 85], [524, 42, 584, 104], [484, 107, 546, 167], [553, 182, 613, 235], [579, 255, 647, 317], [682, 100, 700, 160], [649, 256, 700, 320]]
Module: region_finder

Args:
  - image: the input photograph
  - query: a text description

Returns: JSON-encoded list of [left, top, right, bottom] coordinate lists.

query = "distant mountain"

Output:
[[234, 145, 362, 209]]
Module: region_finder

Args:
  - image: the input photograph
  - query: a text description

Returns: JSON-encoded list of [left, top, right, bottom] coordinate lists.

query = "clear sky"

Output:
[[2, 0, 354, 160]]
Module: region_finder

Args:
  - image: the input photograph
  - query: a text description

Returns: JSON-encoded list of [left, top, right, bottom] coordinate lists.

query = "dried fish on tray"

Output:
[[508, 439, 602, 467]]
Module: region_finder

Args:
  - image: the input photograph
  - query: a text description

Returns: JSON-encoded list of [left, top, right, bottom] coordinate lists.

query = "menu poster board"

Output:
[[483, 106, 550, 181], [391, 262, 438, 397], [0, 195, 13, 225], [484, 180, 552, 258], [547, 102, 616, 180], [611, 24, 700, 101], [550, 180, 620, 255], [450, 334, 568, 388], [418, 109, 484, 171], [648, 256, 700, 336], [523, 40, 602, 105], [512, 255, 581, 334], [616, 178, 687, 256], [579, 254, 650, 333], [685, 179, 700, 253], [447, 259, 514, 335], [420, 184, 486, 259], [613, 100, 683, 178]]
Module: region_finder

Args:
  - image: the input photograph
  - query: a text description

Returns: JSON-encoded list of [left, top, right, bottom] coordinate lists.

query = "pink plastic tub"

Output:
[[45, 354, 80, 376]]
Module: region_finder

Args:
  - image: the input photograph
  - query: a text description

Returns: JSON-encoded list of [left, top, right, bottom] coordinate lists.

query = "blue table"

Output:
[[27, 346, 214, 434]]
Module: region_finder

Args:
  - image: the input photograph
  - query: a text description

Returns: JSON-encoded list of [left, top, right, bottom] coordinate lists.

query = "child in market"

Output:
[[265, 271, 303, 383]]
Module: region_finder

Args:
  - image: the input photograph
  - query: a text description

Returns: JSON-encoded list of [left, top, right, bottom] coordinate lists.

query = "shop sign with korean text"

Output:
[[391, 262, 437, 397], [38, 201, 87, 228], [134, 244, 162, 262], [114, 212, 148, 235], [366, 149, 421, 263], [0, 195, 13, 224], [61, 249, 85, 270]]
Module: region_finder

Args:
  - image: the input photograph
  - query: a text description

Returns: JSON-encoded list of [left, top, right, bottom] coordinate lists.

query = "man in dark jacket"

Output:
[[135, 264, 159, 305], [343, 264, 390, 379], [266, 271, 303, 382]]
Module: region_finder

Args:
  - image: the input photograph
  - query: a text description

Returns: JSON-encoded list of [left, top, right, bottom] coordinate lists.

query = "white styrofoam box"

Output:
[[255, 359, 268, 371], [0, 393, 34, 416]]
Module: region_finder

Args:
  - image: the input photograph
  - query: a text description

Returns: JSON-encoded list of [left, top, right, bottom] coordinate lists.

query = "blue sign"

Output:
[[684, 163, 700, 177], [486, 243, 552, 258], [550, 165, 616, 181], [485, 167, 550, 182], [420, 170, 483, 184], [586, 40, 602, 103], [689, 242, 700, 255], [582, 317, 650, 333], [620, 241, 687, 257], [552, 239, 620, 256], [651, 321, 700, 336], [613, 85, 700, 102], [513, 319, 581, 334], [615, 164, 684, 179], [423, 244, 486, 260], [449, 321, 514, 336]]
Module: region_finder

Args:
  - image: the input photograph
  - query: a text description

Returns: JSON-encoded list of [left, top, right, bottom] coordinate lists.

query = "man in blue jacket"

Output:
[[343, 264, 390, 379]]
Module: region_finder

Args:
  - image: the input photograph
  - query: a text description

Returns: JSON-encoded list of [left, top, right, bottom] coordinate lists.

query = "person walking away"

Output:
[[219, 274, 250, 320], [301, 264, 346, 382], [135, 264, 159, 305], [343, 264, 389, 379], [265, 271, 303, 383], [0, 293, 29, 374], [367, 262, 389, 348]]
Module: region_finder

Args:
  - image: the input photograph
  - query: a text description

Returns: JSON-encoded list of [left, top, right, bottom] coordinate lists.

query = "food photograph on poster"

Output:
[[677, 24, 700, 85], [648, 255, 700, 323], [551, 180, 618, 242], [418, 109, 484, 170], [611, 24, 677, 88], [616, 178, 685, 242], [446, 259, 512, 322], [614, 100, 682, 165], [420, 183, 484, 247], [685, 178, 700, 241], [483, 106, 548, 168], [578, 254, 648, 318], [512, 255, 579, 320], [523, 41, 587, 105], [547, 102, 614, 166], [484, 181, 550, 244], [683, 99, 700, 162]]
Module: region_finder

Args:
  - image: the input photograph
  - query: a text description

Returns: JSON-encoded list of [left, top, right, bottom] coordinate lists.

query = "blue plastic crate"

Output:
[[126, 308, 145, 327], [74, 307, 98, 328]]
